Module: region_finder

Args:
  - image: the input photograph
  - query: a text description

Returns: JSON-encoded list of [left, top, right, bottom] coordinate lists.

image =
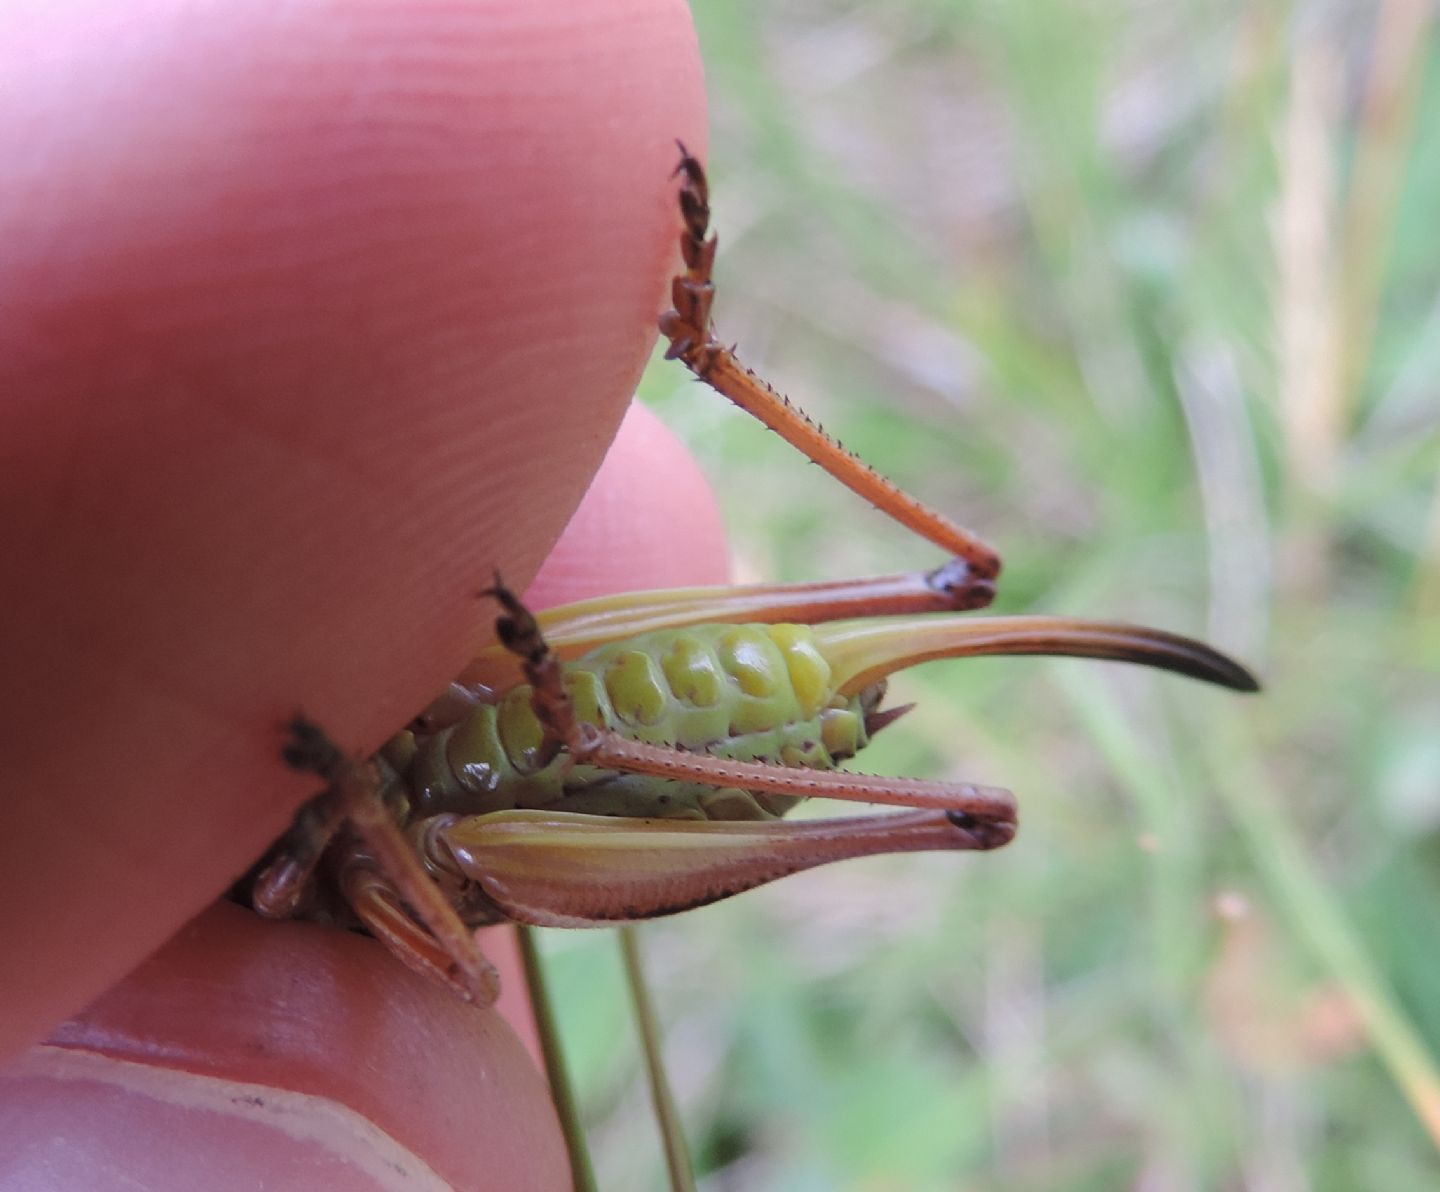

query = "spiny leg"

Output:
[[280, 716, 501, 1006], [574, 733, 1015, 843], [659, 145, 1001, 606]]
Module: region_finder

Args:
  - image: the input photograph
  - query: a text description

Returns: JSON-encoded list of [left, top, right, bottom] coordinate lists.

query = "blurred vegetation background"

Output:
[[539, 1, 1440, 1187]]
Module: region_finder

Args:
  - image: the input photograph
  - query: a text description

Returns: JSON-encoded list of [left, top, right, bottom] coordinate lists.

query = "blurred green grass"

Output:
[[541, 2, 1440, 1187]]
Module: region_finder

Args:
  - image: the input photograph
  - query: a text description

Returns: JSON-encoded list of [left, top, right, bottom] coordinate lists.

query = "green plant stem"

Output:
[[517, 925, 598, 1192], [619, 925, 697, 1192]]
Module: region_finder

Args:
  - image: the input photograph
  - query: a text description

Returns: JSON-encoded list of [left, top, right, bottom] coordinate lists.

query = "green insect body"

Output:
[[250, 146, 1266, 1192], [390, 622, 886, 824]]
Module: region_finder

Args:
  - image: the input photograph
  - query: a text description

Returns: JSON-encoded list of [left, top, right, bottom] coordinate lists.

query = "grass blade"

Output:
[[619, 925, 697, 1192], [517, 925, 598, 1192]]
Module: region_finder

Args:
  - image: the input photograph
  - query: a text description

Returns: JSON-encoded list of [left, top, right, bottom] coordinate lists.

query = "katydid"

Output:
[[252, 148, 1259, 1189], [260, 572, 1253, 990]]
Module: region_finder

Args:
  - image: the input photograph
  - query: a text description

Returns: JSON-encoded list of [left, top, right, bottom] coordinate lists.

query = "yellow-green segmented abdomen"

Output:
[[405, 623, 877, 823]]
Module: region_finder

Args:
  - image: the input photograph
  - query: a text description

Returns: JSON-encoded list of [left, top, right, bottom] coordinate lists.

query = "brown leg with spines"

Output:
[[659, 146, 1001, 608]]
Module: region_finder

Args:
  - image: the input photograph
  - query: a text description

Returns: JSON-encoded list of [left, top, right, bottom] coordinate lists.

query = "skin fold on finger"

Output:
[[0, 0, 705, 1062]]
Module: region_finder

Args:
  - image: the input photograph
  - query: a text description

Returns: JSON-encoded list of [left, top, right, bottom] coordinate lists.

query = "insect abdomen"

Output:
[[410, 624, 875, 822]]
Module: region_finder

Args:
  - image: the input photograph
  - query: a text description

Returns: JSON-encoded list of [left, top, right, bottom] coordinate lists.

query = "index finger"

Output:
[[0, 0, 706, 1060]]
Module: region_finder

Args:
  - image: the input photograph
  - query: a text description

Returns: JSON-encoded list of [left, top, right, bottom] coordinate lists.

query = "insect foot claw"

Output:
[[672, 139, 701, 178], [282, 715, 345, 777], [945, 810, 1017, 850], [478, 569, 521, 611], [482, 574, 550, 666], [925, 559, 998, 611]]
